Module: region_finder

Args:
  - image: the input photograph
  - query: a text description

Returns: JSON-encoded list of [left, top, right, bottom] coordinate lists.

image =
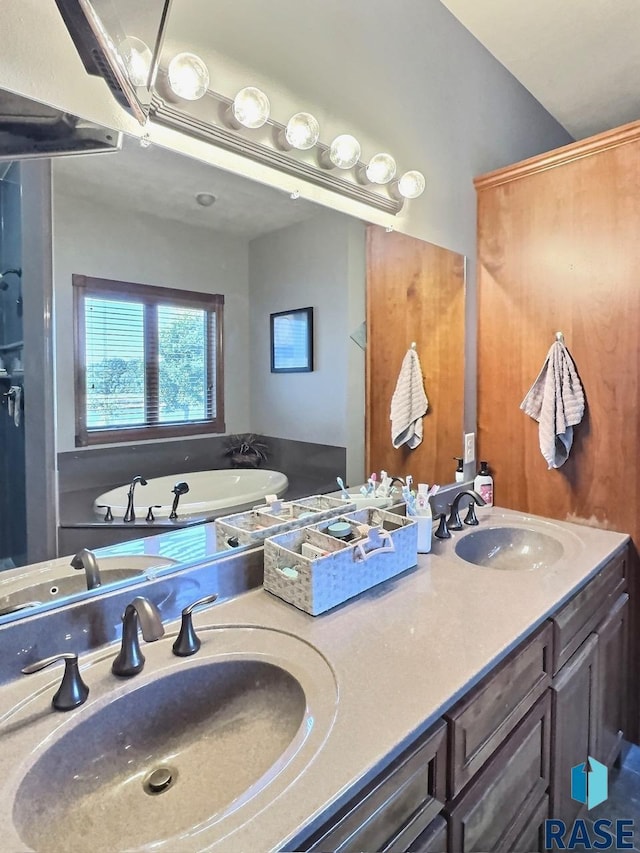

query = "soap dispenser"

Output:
[[454, 457, 464, 483], [474, 461, 494, 506]]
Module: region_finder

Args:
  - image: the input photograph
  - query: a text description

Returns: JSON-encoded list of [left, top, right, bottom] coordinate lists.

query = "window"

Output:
[[73, 275, 224, 446]]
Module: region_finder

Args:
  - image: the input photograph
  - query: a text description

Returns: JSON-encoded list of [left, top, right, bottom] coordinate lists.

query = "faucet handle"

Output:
[[446, 502, 463, 531], [22, 653, 90, 711], [97, 505, 113, 522], [434, 513, 451, 540], [172, 593, 219, 657], [464, 502, 480, 526], [146, 505, 162, 523]]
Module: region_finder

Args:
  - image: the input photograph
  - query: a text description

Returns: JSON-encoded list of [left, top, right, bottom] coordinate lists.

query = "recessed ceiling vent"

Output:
[[0, 91, 121, 162]]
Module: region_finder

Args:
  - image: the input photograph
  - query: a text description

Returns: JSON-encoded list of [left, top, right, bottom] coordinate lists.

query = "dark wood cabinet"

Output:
[[511, 794, 549, 853], [595, 593, 629, 768], [296, 547, 629, 853], [445, 622, 552, 798], [550, 551, 626, 674], [446, 692, 551, 852], [407, 815, 448, 852], [550, 634, 598, 825], [301, 720, 447, 853]]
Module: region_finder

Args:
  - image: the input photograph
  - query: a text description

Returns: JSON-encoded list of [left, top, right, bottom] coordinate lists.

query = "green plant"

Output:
[[223, 434, 269, 468]]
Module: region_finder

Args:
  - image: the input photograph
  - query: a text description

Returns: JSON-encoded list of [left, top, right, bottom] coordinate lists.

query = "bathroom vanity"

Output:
[[0, 506, 630, 852]]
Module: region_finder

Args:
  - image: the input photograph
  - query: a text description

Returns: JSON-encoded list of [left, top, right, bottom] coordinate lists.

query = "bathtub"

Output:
[[93, 469, 289, 521]]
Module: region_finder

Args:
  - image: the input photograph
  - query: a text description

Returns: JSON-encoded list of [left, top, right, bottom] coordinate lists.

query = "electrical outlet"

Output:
[[464, 432, 475, 465]]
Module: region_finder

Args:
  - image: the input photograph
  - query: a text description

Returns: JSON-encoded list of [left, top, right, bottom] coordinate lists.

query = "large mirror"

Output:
[[0, 112, 465, 623]]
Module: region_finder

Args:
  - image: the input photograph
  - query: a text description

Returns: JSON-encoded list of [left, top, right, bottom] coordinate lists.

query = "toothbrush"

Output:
[[406, 493, 417, 516], [336, 476, 350, 501], [378, 472, 392, 498]]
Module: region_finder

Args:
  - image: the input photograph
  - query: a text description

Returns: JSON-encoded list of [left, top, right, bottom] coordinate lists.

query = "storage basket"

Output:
[[215, 495, 355, 550], [263, 508, 418, 615]]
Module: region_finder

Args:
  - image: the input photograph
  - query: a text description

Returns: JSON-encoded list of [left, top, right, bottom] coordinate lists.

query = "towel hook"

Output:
[[410, 341, 417, 350], [555, 331, 565, 343]]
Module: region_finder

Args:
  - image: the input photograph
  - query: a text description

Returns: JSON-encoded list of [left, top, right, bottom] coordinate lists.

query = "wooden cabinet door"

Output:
[[550, 634, 598, 825], [446, 692, 551, 852], [595, 593, 629, 769]]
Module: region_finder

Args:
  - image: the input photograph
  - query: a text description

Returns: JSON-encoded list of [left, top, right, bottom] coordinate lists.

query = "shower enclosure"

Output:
[[0, 162, 26, 568]]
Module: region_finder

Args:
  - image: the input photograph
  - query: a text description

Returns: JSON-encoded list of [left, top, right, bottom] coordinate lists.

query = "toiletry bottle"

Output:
[[474, 461, 494, 506], [415, 484, 432, 554], [454, 457, 464, 483]]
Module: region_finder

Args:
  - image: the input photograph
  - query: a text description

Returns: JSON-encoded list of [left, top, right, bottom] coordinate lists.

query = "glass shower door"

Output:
[[0, 162, 26, 568]]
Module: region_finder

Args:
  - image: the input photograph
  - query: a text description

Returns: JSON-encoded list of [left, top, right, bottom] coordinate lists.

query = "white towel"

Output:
[[520, 340, 585, 469], [390, 349, 429, 449]]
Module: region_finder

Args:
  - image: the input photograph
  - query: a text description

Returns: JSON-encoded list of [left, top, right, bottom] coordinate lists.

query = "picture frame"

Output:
[[270, 307, 314, 373]]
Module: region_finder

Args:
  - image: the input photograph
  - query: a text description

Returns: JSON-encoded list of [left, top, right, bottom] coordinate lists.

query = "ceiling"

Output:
[[440, 0, 640, 139], [53, 139, 321, 239]]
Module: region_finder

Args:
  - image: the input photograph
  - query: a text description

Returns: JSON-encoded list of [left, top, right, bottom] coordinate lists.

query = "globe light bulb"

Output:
[[397, 170, 426, 199], [285, 112, 320, 150], [232, 87, 270, 129], [329, 134, 361, 169], [120, 37, 152, 88], [365, 153, 397, 184], [167, 53, 210, 101]]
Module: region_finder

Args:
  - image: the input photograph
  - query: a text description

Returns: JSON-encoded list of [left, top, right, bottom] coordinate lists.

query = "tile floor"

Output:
[[580, 743, 640, 851]]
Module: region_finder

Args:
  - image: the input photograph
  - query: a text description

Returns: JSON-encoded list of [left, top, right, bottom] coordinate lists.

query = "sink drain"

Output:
[[143, 766, 176, 795]]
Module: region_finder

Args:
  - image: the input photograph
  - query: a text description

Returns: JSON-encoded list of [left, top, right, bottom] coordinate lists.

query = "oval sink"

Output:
[[0, 569, 142, 613], [455, 526, 565, 570], [4, 627, 337, 852], [0, 556, 178, 616], [14, 661, 305, 852]]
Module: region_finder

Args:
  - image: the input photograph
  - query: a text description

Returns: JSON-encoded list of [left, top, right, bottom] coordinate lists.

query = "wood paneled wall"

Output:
[[475, 120, 640, 535], [476, 122, 640, 740], [365, 225, 465, 487]]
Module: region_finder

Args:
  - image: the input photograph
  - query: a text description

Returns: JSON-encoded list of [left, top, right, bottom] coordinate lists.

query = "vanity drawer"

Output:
[[303, 719, 447, 853], [445, 621, 552, 798], [551, 548, 627, 674], [405, 814, 448, 853], [446, 690, 551, 853]]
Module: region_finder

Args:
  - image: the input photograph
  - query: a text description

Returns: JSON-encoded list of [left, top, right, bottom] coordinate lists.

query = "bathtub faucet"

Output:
[[169, 481, 190, 520], [123, 475, 147, 523]]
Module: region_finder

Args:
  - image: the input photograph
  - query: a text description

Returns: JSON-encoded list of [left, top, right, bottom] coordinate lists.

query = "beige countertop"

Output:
[[0, 506, 629, 852]]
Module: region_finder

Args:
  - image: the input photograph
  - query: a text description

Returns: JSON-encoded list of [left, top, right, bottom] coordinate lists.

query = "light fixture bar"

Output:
[[149, 92, 403, 215]]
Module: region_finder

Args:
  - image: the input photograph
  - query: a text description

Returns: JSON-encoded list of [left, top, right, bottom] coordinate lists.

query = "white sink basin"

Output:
[[1, 626, 338, 852]]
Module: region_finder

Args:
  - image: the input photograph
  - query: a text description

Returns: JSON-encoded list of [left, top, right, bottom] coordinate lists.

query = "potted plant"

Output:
[[223, 434, 269, 469]]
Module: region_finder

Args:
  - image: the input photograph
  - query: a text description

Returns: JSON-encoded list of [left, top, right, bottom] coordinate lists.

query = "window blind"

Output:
[[74, 275, 224, 445]]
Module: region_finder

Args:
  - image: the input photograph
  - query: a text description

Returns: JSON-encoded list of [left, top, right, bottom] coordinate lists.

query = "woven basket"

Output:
[[263, 508, 418, 615], [215, 495, 355, 550]]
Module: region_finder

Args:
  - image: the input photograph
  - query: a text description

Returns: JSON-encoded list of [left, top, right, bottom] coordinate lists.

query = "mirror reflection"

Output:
[[0, 129, 465, 623]]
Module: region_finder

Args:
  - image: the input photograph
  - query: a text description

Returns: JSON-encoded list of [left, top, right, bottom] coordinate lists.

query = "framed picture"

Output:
[[270, 307, 314, 373]]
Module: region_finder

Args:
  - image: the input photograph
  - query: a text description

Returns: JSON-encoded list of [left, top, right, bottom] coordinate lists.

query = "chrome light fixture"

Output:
[[167, 52, 209, 100], [365, 153, 397, 185], [283, 112, 320, 150], [320, 134, 362, 170], [394, 170, 426, 199], [150, 57, 425, 214], [231, 86, 270, 129]]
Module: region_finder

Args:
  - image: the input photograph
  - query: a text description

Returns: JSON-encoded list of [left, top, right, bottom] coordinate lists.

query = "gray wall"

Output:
[[52, 187, 252, 452], [248, 212, 365, 481]]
